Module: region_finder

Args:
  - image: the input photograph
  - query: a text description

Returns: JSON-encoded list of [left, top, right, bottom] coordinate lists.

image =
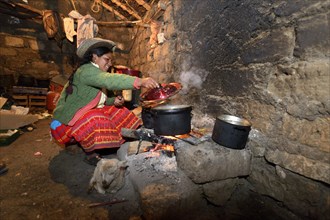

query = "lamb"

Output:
[[88, 158, 128, 194]]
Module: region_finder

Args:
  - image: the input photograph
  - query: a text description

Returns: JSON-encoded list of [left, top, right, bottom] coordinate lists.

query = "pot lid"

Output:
[[140, 82, 182, 104]]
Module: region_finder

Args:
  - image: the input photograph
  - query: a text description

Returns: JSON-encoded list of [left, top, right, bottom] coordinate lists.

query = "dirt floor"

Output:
[[0, 116, 301, 220], [0, 117, 142, 220]]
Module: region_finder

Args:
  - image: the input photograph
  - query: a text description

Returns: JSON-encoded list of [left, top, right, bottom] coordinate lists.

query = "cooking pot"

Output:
[[212, 115, 252, 149], [141, 107, 154, 129], [151, 104, 192, 136]]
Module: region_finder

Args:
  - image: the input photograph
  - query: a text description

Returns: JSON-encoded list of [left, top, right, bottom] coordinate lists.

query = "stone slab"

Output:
[[176, 140, 252, 183]]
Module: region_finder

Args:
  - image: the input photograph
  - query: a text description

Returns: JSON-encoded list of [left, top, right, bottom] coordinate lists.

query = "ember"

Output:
[[145, 142, 176, 157], [121, 128, 207, 156]]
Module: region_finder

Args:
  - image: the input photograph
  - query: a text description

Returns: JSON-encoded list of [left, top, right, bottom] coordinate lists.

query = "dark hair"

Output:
[[65, 46, 113, 100]]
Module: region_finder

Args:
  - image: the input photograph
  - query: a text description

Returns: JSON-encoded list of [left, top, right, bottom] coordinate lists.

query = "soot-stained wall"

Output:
[[130, 0, 330, 218]]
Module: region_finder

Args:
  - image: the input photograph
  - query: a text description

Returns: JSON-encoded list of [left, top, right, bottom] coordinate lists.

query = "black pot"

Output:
[[212, 115, 252, 149], [152, 104, 192, 136], [141, 107, 154, 129]]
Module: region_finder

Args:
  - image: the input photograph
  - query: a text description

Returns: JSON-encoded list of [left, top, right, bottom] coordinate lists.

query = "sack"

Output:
[[42, 10, 61, 38]]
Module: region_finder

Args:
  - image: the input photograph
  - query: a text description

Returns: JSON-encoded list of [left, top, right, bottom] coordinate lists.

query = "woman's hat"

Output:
[[76, 38, 116, 58]]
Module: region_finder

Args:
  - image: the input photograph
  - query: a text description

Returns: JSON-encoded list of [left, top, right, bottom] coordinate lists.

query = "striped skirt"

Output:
[[51, 106, 142, 152]]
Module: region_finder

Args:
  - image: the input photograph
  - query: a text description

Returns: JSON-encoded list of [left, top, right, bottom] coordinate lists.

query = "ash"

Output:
[[127, 151, 177, 174], [149, 153, 177, 173]]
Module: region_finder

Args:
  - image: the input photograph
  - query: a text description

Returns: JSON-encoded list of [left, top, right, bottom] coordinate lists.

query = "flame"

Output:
[[175, 134, 190, 139], [151, 143, 175, 152], [144, 143, 175, 155], [163, 135, 178, 140]]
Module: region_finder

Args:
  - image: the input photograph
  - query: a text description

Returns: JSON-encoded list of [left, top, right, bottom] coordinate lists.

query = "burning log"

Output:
[[121, 128, 176, 145], [121, 128, 176, 155]]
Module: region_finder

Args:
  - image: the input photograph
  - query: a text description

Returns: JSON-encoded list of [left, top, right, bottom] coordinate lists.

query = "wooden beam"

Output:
[[135, 0, 151, 10], [15, 3, 43, 15], [143, 0, 167, 23], [98, 1, 127, 20], [95, 20, 149, 27], [110, 0, 142, 20], [0, 7, 41, 19]]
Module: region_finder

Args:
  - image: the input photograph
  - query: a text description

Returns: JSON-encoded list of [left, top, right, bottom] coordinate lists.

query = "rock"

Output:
[[5, 36, 24, 47], [202, 178, 238, 206], [126, 151, 205, 220], [241, 28, 295, 64], [176, 140, 252, 183], [248, 158, 330, 219], [294, 14, 330, 58], [265, 149, 330, 184], [248, 129, 267, 157]]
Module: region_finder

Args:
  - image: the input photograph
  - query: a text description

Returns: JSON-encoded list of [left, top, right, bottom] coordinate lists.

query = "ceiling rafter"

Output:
[[135, 0, 151, 10], [97, 0, 127, 20], [110, 0, 142, 20]]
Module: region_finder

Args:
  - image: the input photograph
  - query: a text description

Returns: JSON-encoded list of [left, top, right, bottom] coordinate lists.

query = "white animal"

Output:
[[89, 158, 128, 194]]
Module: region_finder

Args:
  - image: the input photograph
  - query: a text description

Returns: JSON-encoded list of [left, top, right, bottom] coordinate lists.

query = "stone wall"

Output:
[[0, 16, 75, 92], [0, 0, 329, 218], [0, 0, 131, 93], [129, 0, 330, 219]]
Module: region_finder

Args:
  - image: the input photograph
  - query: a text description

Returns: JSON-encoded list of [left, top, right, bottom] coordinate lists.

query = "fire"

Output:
[[143, 142, 176, 157], [144, 143, 175, 152], [152, 143, 174, 152], [163, 135, 178, 140]]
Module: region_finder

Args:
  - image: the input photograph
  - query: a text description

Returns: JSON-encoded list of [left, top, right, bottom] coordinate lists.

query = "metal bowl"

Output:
[[140, 82, 182, 103]]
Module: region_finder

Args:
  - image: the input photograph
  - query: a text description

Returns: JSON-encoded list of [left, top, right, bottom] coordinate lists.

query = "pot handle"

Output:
[[234, 126, 251, 131]]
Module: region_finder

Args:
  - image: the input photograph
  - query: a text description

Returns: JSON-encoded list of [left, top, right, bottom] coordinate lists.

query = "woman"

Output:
[[50, 38, 159, 165]]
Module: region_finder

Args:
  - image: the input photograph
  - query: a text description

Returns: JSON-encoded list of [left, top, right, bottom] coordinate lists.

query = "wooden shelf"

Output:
[[29, 95, 46, 107], [12, 95, 29, 107], [13, 94, 47, 108]]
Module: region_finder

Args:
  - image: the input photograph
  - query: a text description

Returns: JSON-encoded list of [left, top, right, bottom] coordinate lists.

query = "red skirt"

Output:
[[51, 106, 141, 152]]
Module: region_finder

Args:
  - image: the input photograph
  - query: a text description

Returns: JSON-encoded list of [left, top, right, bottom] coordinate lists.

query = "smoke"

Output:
[[179, 67, 209, 94]]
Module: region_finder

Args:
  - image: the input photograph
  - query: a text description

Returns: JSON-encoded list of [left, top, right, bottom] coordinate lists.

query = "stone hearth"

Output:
[[115, 134, 299, 219]]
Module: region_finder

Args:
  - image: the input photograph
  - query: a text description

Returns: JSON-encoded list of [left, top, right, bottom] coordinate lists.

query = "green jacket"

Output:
[[53, 63, 137, 124]]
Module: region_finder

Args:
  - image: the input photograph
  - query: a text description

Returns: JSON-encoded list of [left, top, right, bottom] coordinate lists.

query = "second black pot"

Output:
[[151, 104, 192, 136], [212, 115, 252, 149]]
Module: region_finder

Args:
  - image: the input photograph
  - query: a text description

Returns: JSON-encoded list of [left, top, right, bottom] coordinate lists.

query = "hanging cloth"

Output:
[[68, 10, 99, 48], [63, 17, 76, 42]]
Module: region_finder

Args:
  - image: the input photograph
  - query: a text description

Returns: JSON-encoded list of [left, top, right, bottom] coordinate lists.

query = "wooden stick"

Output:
[[143, 0, 167, 23], [99, 1, 127, 20], [110, 0, 142, 20], [88, 199, 128, 208], [15, 3, 42, 15], [121, 128, 139, 139], [96, 20, 149, 27], [0, 7, 41, 19], [69, 0, 77, 11], [135, 0, 151, 10]]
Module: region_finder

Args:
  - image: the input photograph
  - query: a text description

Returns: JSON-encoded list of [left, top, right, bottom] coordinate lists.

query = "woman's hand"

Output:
[[140, 77, 159, 89], [114, 96, 125, 107]]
